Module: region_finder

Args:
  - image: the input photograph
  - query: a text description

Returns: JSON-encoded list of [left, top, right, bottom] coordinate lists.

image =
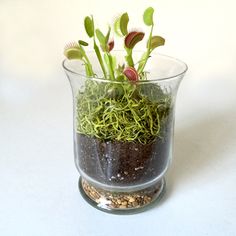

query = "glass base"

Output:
[[78, 177, 166, 214]]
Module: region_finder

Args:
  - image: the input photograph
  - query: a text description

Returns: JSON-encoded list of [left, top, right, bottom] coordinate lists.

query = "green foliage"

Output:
[[125, 32, 145, 49], [64, 7, 170, 144], [114, 12, 129, 37], [114, 16, 123, 37], [78, 40, 89, 46], [143, 7, 154, 26], [137, 52, 149, 72], [124, 32, 144, 67], [64, 47, 83, 60], [65, 6, 165, 79], [104, 53, 115, 80], [105, 26, 111, 44], [137, 8, 166, 74], [120, 13, 129, 36], [76, 80, 172, 144], [96, 29, 107, 51], [149, 36, 165, 50], [84, 16, 94, 37], [93, 42, 107, 78]]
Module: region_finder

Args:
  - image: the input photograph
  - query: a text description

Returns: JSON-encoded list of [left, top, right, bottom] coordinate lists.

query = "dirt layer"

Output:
[[76, 129, 172, 186]]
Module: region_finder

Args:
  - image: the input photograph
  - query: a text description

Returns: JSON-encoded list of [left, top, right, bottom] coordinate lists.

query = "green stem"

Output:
[[93, 41, 107, 78], [106, 53, 115, 80], [125, 47, 134, 67], [79, 45, 94, 76], [138, 25, 154, 74], [91, 16, 107, 79], [85, 64, 91, 76]]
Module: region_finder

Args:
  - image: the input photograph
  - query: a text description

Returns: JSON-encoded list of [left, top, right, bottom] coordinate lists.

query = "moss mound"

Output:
[[76, 80, 171, 144]]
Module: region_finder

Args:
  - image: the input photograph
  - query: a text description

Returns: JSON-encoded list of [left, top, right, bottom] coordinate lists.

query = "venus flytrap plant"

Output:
[[64, 7, 165, 81], [64, 43, 83, 60], [63, 8, 187, 212], [138, 7, 165, 75], [77, 41, 94, 76], [84, 16, 107, 79], [62, 7, 171, 144], [124, 31, 145, 68], [137, 7, 154, 74], [64, 42, 94, 76], [95, 27, 116, 80], [114, 13, 129, 37], [114, 12, 145, 69]]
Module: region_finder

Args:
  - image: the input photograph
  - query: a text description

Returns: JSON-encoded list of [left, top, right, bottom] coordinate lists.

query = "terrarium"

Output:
[[63, 7, 187, 213]]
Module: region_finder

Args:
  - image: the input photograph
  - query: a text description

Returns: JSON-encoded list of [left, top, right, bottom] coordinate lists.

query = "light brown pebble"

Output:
[[128, 197, 135, 203], [82, 180, 159, 210], [117, 199, 122, 204], [90, 192, 99, 199], [122, 201, 128, 206]]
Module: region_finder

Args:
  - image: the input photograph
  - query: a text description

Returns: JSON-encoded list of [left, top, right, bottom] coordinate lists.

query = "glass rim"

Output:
[[62, 52, 188, 83]]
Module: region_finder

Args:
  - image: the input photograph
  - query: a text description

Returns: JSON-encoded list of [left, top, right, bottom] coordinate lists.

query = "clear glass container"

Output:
[[63, 52, 187, 213]]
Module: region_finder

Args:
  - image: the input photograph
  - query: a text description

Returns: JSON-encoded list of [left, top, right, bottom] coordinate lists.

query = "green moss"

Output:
[[76, 80, 171, 144]]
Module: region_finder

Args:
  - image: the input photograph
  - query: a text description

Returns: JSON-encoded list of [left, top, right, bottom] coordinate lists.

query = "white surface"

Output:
[[1, 73, 236, 236], [1, 0, 236, 235], [2, 72, 236, 236]]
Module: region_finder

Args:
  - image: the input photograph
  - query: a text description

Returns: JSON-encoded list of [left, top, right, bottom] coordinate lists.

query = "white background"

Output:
[[0, 0, 236, 235]]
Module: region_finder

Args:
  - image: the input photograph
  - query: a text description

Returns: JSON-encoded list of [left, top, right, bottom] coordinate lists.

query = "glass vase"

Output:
[[63, 52, 187, 213]]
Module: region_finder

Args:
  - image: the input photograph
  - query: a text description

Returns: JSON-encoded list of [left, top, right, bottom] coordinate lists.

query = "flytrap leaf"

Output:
[[96, 29, 106, 50], [120, 13, 129, 36], [84, 16, 94, 37], [78, 40, 89, 46], [64, 47, 83, 60], [143, 7, 154, 26], [114, 12, 129, 37], [125, 31, 145, 49], [114, 16, 123, 37], [105, 26, 111, 44], [123, 67, 139, 82], [148, 36, 165, 50], [108, 40, 114, 52]]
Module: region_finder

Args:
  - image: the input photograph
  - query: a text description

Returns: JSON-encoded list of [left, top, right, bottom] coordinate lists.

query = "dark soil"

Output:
[[76, 121, 172, 186]]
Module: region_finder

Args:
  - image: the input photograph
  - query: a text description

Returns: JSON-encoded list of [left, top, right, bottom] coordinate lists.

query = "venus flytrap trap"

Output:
[[63, 7, 187, 213], [64, 42, 94, 76]]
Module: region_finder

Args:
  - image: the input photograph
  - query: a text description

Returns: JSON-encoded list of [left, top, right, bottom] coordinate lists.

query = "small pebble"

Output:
[[122, 201, 128, 206], [128, 197, 135, 203], [82, 180, 160, 210]]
